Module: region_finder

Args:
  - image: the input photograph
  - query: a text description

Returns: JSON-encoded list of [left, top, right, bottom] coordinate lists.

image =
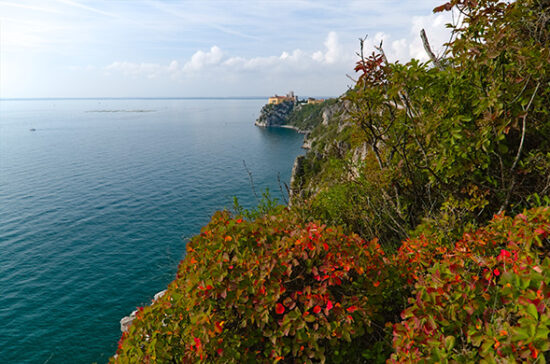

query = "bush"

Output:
[[298, 0, 550, 245], [391, 207, 550, 363], [113, 209, 389, 363]]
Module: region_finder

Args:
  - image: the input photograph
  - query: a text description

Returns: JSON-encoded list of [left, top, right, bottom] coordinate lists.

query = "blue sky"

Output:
[[0, 1, 455, 98]]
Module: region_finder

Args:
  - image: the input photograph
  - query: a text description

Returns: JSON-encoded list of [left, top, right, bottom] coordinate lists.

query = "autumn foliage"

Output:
[[114, 209, 390, 363], [112, 0, 549, 362], [391, 207, 550, 362]]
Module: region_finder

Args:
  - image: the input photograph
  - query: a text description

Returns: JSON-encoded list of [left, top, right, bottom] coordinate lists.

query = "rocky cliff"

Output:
[[283, 98, 356, 204], [254, 101, 297, 129]]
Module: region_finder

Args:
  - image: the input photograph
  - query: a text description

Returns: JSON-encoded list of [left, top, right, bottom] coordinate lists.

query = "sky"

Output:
[[0, 0, 457, 98]]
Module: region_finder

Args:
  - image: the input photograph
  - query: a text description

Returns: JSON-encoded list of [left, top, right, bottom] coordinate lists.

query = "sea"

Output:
[[0, 98, 305, 363]]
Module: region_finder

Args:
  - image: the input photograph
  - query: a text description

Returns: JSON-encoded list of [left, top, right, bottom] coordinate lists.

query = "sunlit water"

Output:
[[0, 98, 304, 363]]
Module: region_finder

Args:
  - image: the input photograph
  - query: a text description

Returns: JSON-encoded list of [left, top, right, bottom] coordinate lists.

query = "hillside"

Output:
[[112, 1, 550, 362]]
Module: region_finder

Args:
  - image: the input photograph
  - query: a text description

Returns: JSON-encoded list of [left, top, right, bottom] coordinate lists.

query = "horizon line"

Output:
[[0, 95, 336, 101]]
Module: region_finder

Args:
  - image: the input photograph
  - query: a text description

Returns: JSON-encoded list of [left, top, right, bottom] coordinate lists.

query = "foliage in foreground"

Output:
[[114, 209, 390, 363], [112, 0, 550, 362], [113, 206, 550, 363], [391, 207, 550, 363]]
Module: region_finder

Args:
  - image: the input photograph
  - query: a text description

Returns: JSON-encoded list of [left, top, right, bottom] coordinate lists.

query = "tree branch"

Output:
[[510, 81, 540, 173], [420, 29, 443, 70]]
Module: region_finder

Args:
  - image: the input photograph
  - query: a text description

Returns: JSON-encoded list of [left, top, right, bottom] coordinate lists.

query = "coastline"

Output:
[[254, 121, 308, 134]]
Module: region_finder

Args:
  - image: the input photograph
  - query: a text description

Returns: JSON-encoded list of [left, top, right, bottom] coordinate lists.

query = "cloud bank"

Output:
[[97, 11, 453, 97], [1, 0, 455, 97], [104, 31, 354, 81]]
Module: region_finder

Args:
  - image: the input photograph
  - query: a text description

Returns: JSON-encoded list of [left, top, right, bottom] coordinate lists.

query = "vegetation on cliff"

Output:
[[113, 1, 549, 362], [294, 0, 550, 247]]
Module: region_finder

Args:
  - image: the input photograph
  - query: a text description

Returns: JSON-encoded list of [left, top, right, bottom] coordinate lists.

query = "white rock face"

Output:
[[322, 108, 332, 126], [120, 290, 167, 333], [154, 290, 167, 301], [120, 310, 137, 333]]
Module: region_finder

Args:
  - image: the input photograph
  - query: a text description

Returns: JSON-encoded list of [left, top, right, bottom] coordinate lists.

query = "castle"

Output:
[[268, 91, 297, 105]]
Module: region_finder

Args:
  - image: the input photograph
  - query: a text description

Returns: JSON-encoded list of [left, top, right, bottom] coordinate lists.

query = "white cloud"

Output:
[[407, 13, 454, 61], [373, 11, 455, 63], [182, 46, 223, 72], [52, 0, 117, 18], [312, 31, 346, 64], [105, 32, 354, 81]]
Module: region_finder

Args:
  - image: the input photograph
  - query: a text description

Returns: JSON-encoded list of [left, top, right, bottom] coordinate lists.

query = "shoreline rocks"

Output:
[[120, 290, 166, 333], [254, 101, 295, 128]]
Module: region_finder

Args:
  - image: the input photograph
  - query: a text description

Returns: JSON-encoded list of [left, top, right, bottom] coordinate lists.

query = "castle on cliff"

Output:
[[268, 91, 324, 105], [268, 91, 297, 105]]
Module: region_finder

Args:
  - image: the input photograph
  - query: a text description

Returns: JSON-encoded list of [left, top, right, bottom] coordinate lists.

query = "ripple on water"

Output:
[[0, 98, 305, 363]]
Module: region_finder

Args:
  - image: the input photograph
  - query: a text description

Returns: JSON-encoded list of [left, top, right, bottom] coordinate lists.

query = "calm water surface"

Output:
[[0, 98, 304, 363]]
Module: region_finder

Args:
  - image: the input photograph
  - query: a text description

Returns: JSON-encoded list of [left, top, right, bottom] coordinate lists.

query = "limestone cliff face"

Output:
[[285, 98, 360, 205], [254, 101, 296, 128], [253, 97, 358, 206]]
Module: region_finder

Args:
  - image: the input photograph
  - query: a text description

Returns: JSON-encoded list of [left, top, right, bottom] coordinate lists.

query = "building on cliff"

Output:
[[268, 91, 297, 105], [307, 97, 325, 105]]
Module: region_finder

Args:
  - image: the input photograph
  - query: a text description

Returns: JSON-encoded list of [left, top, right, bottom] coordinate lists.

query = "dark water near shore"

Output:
[[0, 98, 304, 363]]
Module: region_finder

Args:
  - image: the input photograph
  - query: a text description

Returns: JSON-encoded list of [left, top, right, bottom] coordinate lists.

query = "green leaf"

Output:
[[445, 335, 455, 351], [526, 303, 539, 320]]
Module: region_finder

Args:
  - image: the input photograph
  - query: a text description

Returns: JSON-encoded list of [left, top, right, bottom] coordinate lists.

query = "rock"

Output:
[[120, 290, 167, 333], [120, 310, 137, 333], [321, 109, 332, 126], [289, 155, 305, 206], [254, 101, 295, 127], [154, 290, 167, 301]]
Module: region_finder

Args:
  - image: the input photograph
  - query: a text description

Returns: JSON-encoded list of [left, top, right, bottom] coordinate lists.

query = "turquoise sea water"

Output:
[[0, 98, 304, 363]]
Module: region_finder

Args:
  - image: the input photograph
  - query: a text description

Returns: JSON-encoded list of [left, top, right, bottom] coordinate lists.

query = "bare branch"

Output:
[[510, 81, 540, 172], [243, 160, 259, 201], [374, 40, 389, 65], [420, 29, 443, 70], [499, 81, 541, 213]]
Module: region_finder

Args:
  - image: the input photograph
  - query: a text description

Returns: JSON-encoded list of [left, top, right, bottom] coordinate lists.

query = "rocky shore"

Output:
[[120, 290, 166, 333]]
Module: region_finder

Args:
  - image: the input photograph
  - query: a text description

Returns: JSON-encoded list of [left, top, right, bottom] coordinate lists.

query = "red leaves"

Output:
[[534, 227, 548, 238], [192, 337, 204, 360], [497, 249, 511, 261], [193, 337, 201, 349], [433, 2, 453, 13], [392, 207, 550, 363], [117, 209, 391, 362], [275, 303, 285, 315], [117, 331, 128, 351]]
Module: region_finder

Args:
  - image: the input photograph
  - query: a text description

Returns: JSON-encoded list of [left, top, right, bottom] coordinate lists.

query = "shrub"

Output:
[[391, 207, 550, 362], [113, 209, 389, 363], [299, 0, 550, 245]]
